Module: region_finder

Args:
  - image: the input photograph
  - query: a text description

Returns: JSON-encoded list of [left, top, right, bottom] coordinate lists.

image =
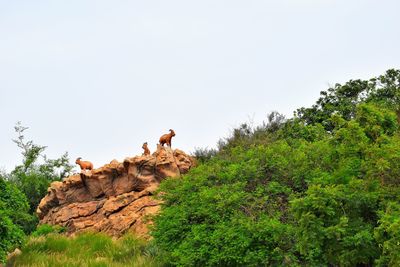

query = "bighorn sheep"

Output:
[[75, 157, 93, 171], [159, 129, 176, 147], [142, 142, 150, 156]]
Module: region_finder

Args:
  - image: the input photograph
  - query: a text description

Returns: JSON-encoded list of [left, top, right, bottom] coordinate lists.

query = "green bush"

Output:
[[152, 70, 400, 266], [152, 143, 302, 266], [291, 181, 380, 266], [4, 69, 400, 266], [8, 122, 74, 214], [0, 177, 32, 263], [374, 202, 400, 266], [0, 177, 35, 234], [0, 210, 25, 263], [31, 224, 66, 237]]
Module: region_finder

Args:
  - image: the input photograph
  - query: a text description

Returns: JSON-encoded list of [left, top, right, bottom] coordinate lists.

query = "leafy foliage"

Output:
[[0, 175, 35, 233], [0, 210, 25, 263], [0, 123, 75, 262], [31, 224, 66, 237], [8, 122, 74, 213], [292, 181, 380, 266], [2, 70, 400, 266], [374, 202, 400, 266], [191, 147, 218, 164], [153, 69, 400, 266], [0, 177, 30, 263], [295, 69, 400, 131]]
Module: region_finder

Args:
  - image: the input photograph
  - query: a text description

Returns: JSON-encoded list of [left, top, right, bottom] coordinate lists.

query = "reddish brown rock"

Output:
[[36, 146, 194, 237], [174, 149, 195, 174]]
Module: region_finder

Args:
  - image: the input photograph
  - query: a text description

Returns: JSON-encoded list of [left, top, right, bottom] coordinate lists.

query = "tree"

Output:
[[295, 69, 400, 131], [0, 123, 74, 262], [8, 122, 74, 214]]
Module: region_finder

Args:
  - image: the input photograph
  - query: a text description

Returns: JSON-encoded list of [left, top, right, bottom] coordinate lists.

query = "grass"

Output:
[[7, 232, 166, 267]]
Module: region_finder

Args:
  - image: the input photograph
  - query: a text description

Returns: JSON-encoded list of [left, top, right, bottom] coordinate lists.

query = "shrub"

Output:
[[0, 177, 32, 263], [374, 202, 400, 266], [0, 210, 25, 263], [31, 224, 66, 237], [152, 70, 400, 266]]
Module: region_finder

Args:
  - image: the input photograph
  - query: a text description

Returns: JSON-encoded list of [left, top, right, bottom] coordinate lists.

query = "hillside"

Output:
[[3, 69, 400, 266], [151, 69, 400, 266]]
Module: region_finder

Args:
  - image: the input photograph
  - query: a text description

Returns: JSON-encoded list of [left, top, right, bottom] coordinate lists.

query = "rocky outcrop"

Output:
[[36, 145, 194, 237]]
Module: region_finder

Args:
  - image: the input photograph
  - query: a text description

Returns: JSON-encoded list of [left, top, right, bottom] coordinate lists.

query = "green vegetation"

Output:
[[153, 69, 400, 266], [9, 122, 74, 214], [0, 176, 30, 262], [9, 232, 164, 267], [0, 123, 74, 263], [31, 224, 66, 237], [2, 69, 400, 266]]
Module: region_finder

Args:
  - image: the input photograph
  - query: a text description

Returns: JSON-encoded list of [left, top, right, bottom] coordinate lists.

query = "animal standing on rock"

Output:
[[159, 129, 176, 147], [75, 157, 93, 171], [142, 142, 150, 156]]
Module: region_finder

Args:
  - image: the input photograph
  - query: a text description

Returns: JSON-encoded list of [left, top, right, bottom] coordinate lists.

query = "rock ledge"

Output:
[[37, 145, 194, 237]]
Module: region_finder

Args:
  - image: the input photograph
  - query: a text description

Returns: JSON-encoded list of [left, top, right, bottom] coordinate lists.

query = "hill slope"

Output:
[[152, 69, 400, 266]]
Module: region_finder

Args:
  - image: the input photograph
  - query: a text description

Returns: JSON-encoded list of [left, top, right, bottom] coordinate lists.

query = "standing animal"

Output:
[[159, 129, 176, 147], [142, 142, 150, 155], [75, 157, 93, 171]]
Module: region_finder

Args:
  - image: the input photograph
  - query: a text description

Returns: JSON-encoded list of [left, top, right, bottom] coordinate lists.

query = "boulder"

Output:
[[37, 146, 194, 237]]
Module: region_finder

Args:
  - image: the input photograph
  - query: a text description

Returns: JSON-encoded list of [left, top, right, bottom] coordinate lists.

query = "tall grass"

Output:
[[8, 232, 166, 267]]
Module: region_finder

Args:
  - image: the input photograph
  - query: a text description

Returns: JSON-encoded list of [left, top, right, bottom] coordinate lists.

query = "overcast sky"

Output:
[[1, 0, 399, 172]]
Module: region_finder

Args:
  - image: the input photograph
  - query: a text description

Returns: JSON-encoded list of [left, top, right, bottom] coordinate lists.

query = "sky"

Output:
[[1, 0, 400, 172]]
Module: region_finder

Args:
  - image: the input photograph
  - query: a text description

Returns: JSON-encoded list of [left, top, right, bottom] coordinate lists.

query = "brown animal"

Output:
[[142, 142, 150, 156], [159, 129, 176, 147], [75, 157, 93, 171]]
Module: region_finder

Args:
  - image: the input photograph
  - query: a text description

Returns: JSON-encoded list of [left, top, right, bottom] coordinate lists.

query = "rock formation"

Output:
[[36, 145, 194, 238]]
